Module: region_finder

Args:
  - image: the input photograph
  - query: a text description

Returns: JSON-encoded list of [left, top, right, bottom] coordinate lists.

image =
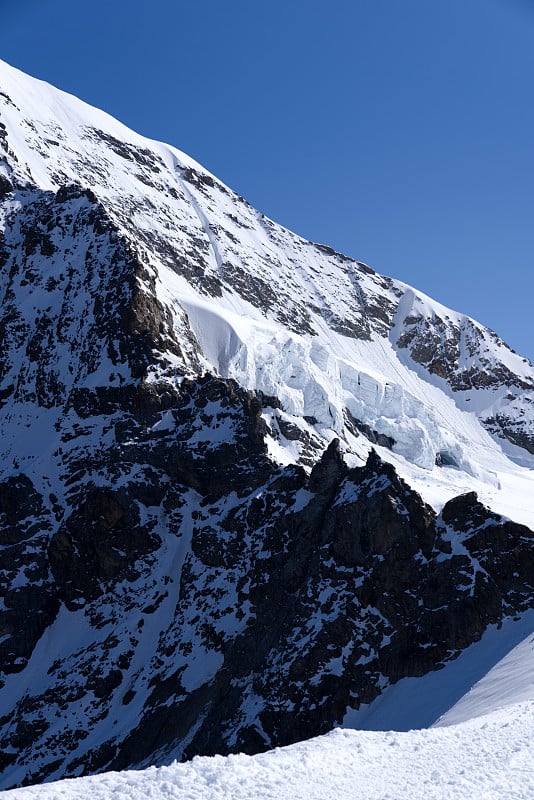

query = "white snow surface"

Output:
[[436, 626, 534, 726], [4, 706, 533, 800]]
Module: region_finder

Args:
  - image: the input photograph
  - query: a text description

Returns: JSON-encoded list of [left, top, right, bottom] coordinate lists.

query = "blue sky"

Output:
[[1, 0, 533, 358]]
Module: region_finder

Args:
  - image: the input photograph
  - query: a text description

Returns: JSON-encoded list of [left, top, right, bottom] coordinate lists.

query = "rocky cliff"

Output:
[[1, 60, 534, 788]]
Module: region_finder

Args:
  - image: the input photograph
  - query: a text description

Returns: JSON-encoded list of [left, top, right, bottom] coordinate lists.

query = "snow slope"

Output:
[[4, 704, 533, 800], [437, 626, 534, 726], [344, 608, 534, 730]]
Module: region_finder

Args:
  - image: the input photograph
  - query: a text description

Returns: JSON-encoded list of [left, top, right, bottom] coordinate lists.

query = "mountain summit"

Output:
[[1, 60, 534, 788]]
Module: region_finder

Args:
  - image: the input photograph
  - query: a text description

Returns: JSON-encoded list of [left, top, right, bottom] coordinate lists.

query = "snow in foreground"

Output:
[[5, 700, 533, 800]]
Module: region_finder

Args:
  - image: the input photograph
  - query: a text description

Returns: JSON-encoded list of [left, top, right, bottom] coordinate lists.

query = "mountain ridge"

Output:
[[1, 59, 534, 788]]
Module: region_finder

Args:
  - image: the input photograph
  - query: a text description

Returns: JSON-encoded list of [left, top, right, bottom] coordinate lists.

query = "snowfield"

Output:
[[4, 706, 533, 799]]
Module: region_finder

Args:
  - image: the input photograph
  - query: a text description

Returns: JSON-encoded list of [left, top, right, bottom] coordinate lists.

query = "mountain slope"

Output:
[[1, 59, 534, 788]]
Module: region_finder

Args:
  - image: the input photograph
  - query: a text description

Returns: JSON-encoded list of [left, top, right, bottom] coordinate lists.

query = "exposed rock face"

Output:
[[1, 59, 534, 790], [0, 475, 58, 680], [1, 400, 534, 788], [49, 487, 160, 608], [392, 290, 534, 452], [0, 183, 201, 411]]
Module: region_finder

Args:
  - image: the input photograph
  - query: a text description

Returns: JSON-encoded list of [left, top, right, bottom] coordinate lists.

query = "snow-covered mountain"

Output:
[[2, 59, 534, 479], [1, 59, 534, 789]]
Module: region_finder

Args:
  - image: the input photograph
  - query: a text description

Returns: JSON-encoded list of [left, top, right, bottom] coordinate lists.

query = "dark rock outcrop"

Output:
[[0, 476, 59, 683], [49, 487, 160, 609], [1, 361, 534, 789]]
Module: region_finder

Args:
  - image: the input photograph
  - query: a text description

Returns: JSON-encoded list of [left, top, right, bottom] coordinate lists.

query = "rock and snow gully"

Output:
[[0, 59, 533, 790]]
